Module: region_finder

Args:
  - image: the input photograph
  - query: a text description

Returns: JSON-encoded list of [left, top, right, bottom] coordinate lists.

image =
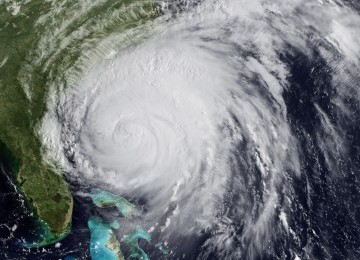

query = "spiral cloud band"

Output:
[[39, 0, 360, 258], [77, 40, 236, 221], [54, 4, 300, 250]]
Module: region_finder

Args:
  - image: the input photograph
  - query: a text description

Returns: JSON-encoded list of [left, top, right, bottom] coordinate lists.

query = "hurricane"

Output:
[[1, 0, 360, 259]]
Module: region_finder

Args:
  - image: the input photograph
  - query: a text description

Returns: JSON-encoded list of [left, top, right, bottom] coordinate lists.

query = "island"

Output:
[[0, 0, 158, 246], [91, 188, 134, 218], [90, 189, 152, 259], [88, 217, 124, 260], [123, 226, 152, 260]]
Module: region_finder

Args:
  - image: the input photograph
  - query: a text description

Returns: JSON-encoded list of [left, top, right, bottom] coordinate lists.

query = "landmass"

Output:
[[91, 188, 134, 218], [88, 217, 125, 260], [90, 188, 171, 259], [0, 0, 158, 246], [123, 226, 151, 260], [90, 189, 152, 259]]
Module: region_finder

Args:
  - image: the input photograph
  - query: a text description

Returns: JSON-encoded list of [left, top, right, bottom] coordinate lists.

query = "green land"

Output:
[[90, 188, 152, 259], [0, 0, 157, 245], [91, 188, 134, 218], [88, 217, 124, 260]]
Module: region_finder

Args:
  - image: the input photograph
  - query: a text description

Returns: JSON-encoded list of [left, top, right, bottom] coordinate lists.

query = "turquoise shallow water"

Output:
[[88, 217, 121, 260], [124, 226, 151, 260], [156, 243, 169, 255], [91, 188, 133, 218], [89, 188, 153, 259], [89, 188, 159, 259]]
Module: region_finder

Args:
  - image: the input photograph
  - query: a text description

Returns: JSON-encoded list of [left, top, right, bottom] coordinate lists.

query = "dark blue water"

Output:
[[0, 158, 92, 259], [279, 45, 360, 260], [1, 2, 360, 259]]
